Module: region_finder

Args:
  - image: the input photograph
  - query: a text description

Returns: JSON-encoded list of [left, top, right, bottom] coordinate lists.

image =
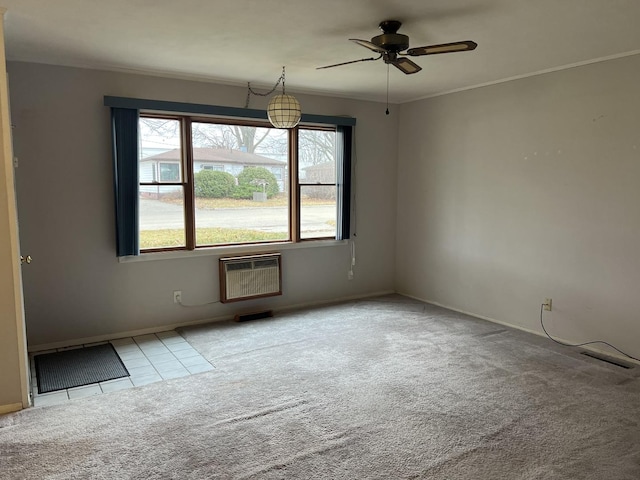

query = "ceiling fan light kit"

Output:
[[245, 66, 302, 129]]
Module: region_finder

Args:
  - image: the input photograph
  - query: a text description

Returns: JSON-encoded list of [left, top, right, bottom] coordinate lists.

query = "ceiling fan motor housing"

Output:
[[372, 33, 409, 52]]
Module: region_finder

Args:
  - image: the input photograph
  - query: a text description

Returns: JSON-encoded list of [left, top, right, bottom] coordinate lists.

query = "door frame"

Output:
[[0, 8, 30, 412]]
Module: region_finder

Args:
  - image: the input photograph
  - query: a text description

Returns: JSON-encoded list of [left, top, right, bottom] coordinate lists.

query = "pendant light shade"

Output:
[[245, 67, 302, 129], [267, 94, 302, 129]]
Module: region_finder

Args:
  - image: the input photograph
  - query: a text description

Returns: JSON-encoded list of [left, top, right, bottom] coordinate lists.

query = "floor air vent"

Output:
[[219, 253, 281, 303], [581, 352, 633, 369], [234, 310, 274, 322]]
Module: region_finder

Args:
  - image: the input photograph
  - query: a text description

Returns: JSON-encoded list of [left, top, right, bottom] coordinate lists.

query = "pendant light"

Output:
[[245, 66, 301, 129]]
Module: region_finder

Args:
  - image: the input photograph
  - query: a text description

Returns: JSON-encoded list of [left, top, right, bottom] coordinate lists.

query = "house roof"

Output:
[[142, 148, 286, 166]]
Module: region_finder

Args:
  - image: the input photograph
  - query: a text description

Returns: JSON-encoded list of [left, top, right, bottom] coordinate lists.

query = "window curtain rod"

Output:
[[103, 96, 356, 127]]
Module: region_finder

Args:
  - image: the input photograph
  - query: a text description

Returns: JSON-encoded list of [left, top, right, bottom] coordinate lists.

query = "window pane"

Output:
[[139, 186, 186, 249], [139, 117, 182, 181], [299, 129, 336, 184], [300, 185, 336, 239], [191, 122, 289, 245], [139, 117, 185, 249]]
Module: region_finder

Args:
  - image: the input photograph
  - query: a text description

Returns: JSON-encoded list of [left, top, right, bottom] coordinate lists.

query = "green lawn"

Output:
[[140, 227, 287, 249], [195, 197, 287, 209], [142, 196, 335, 248]]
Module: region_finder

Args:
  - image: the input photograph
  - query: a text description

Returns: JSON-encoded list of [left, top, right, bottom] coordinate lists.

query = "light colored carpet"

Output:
[[2, 294, 639, 479]]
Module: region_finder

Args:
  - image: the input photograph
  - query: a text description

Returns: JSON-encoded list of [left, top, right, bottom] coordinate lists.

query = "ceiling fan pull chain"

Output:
[[386, 64, 390, 115]]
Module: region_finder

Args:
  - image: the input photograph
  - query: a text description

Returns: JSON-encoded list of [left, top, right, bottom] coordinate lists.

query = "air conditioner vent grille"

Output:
[[255, 259, 278, 269], [227, 261, 253, 272]]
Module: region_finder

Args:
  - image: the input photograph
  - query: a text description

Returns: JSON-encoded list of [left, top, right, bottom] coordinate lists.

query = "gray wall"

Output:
[[15, 53, 639, 360], [396, 54, 640, 360], [9, 62, 397, 348]]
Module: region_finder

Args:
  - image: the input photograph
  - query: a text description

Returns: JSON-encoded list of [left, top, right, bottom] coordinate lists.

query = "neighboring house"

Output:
[[302, 161, 335, 183], [140, 148, 287, 197], [301, 161, 336, 199]]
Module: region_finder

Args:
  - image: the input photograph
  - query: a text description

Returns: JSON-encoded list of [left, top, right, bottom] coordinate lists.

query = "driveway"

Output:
[[139, 198, 335, 236]]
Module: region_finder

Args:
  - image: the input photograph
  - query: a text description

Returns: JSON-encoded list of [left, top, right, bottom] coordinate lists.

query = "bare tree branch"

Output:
[[142, 118, 335, 168]]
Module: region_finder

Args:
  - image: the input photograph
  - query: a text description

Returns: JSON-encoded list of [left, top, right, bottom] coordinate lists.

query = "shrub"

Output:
[[232, 167, 279, 199], [194, 170, 236, 198]]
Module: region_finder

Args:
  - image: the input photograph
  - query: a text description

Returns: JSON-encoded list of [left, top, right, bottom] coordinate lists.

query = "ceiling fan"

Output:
[[317, 20, 477, 74]]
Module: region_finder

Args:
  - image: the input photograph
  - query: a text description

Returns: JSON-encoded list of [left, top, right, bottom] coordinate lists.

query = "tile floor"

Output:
[[30, 331, 214, 407]]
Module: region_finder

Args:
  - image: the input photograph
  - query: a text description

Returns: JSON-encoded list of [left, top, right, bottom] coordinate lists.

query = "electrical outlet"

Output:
[[543, 298, 552, 311], [173, 291, 182, 304]]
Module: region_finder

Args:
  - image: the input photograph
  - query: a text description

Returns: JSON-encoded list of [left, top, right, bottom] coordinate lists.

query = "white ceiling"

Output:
[[3, 0, 640, 104]]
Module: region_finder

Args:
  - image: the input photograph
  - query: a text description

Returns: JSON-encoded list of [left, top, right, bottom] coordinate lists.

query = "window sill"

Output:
[[117, 239, 348, 263]]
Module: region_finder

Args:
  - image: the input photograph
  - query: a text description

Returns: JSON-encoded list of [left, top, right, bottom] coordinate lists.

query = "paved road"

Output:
[[139, 199, 335, 236]]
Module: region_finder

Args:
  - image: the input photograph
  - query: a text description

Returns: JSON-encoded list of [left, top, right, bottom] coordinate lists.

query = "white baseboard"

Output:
[[28, 290, 396, 353], [28, 313, 234, 353], [398, 291, 640, 366], [273, 290, 396, 315]]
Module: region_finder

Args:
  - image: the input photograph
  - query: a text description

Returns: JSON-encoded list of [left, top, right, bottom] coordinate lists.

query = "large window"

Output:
[[129, 113, 350, 252], [108, 97, 354, 256]]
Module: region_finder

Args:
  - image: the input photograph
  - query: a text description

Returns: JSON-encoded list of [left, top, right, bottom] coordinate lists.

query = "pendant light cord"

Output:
[[245, 66, 286, 108]]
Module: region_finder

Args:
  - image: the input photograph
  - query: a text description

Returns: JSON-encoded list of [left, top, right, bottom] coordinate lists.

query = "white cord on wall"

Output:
[[539, 303, 639, 362], [348, 240, 356, 279]]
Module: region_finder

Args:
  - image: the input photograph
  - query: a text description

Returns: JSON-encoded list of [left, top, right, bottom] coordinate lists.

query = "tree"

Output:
[[298, 129, 335, 167], [233, 167, 279, 199], [192, 124, 276, 154], [140, 117, 335, 168], [194, 170, 236, 198]]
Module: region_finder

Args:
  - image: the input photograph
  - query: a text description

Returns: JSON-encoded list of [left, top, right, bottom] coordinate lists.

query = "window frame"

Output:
[[107, 96, 354, 257], [137, 114, 343, 253], [296, 126, 339, 241]]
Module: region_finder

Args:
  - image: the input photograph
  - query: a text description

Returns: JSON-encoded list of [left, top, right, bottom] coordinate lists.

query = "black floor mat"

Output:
[[35, 343, 129, 394]]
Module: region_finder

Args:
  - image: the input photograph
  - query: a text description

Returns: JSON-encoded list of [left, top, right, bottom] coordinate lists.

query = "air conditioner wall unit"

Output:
[[219, 253, 282, 303]]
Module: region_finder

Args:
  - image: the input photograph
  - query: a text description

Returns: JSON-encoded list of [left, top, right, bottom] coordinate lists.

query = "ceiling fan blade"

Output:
[[391, 57, 422, 75], [406, 40, 477, 56], [316, 55, 382, 70], [349, 38, 387, 54]]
